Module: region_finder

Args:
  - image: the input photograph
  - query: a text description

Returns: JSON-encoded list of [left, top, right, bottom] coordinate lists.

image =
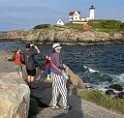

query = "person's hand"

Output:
[[21, 64, 24, 67], [49, 57, 51, 60], [30, 44, 34, 47], [63, 64, 66, 68], [65, 66, 69, 71], [63, 64, 69, 70]]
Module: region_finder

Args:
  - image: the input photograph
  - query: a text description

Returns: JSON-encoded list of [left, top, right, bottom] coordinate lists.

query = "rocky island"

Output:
[[0, 19, 124, 45], [0, 28, 124, 45]]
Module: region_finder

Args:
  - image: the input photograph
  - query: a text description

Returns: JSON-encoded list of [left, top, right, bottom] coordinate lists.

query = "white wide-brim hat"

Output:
[[52, 43, 62, 49]]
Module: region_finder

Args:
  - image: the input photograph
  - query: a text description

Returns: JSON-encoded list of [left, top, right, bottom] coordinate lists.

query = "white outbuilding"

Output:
[[57, 19, 65, 26]]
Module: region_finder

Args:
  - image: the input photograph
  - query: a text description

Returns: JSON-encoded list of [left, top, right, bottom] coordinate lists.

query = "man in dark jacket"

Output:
[[23, 44, 40, 88]]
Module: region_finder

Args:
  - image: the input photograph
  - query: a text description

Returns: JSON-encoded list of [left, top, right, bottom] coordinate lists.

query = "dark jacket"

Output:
[[23, 48, 38, 70]]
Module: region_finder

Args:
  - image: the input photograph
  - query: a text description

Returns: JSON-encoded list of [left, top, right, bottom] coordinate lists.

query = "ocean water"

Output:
[[0, 41, 124, 90]]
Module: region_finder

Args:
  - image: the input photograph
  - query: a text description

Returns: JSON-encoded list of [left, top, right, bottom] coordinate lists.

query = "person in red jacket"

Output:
[[45, 54, 51, 80], [13, 47, 24, 77]]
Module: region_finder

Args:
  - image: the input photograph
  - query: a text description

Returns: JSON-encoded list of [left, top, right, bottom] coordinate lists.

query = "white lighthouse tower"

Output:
[[89, 5, 95, 20]]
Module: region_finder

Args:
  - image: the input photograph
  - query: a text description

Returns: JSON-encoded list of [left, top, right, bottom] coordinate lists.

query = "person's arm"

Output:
[[55, 53, 64, 69], [30, 45, 40, 55], [34, 45, 40, 54]]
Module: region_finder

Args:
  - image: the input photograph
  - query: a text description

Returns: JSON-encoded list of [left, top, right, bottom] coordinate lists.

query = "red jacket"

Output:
[[14, 53, 23, 67], [45, 57, 51, 68]]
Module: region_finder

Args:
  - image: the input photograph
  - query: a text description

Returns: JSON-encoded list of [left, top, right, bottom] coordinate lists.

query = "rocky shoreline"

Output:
[[1, 50, 124, 118], [0, 28, 124, 45]]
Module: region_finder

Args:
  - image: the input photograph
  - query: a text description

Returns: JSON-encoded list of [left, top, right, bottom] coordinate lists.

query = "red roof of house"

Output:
[[69, 11, 80, 16]]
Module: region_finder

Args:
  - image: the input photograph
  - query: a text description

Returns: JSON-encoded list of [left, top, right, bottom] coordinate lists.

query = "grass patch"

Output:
[[88, 20, 121, 29], [28, 98, 39, 118], [65, 22, 85, 31], [78, 90, 124, 114], [88, 20, 124, 32]]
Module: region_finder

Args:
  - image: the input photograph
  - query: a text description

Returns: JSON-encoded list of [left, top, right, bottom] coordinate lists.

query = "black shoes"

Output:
[[29, 85, 38, 89]]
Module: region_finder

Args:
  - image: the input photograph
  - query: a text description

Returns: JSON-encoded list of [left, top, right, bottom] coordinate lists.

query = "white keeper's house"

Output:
[[69, 5, 95, 23], [57, 19, 65, 26]]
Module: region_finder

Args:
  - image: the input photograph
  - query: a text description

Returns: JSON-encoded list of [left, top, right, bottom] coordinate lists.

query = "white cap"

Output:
[[52, 43, 62, 49]]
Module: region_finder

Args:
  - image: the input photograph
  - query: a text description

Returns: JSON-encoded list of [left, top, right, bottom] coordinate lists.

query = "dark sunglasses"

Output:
[[57, 48, 61, 50]]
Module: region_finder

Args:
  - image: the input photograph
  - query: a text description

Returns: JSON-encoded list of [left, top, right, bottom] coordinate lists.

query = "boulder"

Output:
[[109, 84, 123, 91], [0, 72, 30, 118], [105, 89, 117, 98], [118, 91, 124, 99], [67, 69, 86, 89]]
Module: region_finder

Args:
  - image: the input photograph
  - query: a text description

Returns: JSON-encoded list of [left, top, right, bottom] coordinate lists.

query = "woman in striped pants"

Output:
[[50, 43, 69, 110]]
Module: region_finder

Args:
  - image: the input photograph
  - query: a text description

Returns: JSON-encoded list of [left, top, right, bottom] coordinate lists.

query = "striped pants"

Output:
[[51, 72, 67, 106]]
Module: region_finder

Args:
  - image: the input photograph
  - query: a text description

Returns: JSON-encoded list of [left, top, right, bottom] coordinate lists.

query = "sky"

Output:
[[0, 0, 124, 31]]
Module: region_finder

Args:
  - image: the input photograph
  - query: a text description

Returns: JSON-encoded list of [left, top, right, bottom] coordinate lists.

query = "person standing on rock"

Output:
[[50, 43, 69, 110], [23, 43, 40, 88], [13, 47, 24, 77], [45, 53, 51, 80]]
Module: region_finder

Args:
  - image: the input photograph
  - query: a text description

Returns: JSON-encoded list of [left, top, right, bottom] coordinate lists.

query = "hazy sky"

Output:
[[0, 0, 124, 31]]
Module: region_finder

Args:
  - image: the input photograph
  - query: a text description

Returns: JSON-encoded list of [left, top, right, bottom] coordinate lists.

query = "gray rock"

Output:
[[0, 72, 30, 118], [109, 84, 123, 91], [105, 90, 117, 98], [67, 69, 86, 89], [118, 91, 124, 99]]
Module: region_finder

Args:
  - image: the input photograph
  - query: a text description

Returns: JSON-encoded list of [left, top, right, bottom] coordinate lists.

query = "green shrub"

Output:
[[78, 90, 124, 114], [101, 20, 121, 29], [33, 24, 50, 30], [120, 22, 124, 30], [88, 20, 121, 29]]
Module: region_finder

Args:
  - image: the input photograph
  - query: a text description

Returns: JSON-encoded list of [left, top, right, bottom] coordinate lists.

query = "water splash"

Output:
[[115, 74, 124, 86], [84, 65, 99, 73], [82, 65, 124, 90]]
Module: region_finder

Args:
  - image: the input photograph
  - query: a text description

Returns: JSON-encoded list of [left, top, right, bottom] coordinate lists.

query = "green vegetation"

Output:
[[120, 22, 124, 30], [65, 22, 85, 31], [33, 20, 124, 32], [33, 24, 50, 30], [88, 20, 123, 32], [88, 20, 121, 29], [28, 98, 39, 118], [65, 20, 124, 32], [33, 24, 66, 30], [78, 90, 124, 114]]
